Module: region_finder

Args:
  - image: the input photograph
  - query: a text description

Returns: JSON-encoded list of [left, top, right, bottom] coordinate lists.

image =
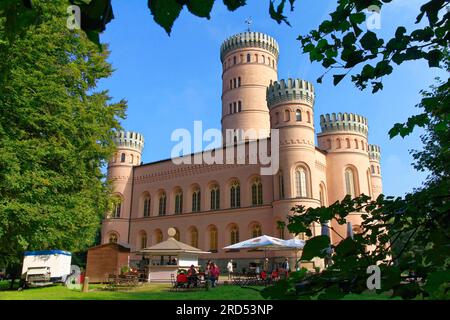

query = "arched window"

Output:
[[229, 103, 232, 114], [284, 109, 290, 121], [278, 172, 285, 199], [109, 233, 118, 244], [346, 138, 351, 148], [337, 138, 342, 149], [251, 223, 262, 238], [190, 227, 198, 248], [112, 197, 121, 218], [230, 225, 239, 244], [247, 53, 251, 62], [277, 223, 285, 240], [262, 55, 265, 64], [355, 139, 359, 149], [251, 178, 263, 206], [174, 189, 183, 214], [307, 111, 311, 123], [143, 195, 150, 217], [319, 184, 326, 206], [233, 102, 237, 113], [140, 231, 147, 249], [210, 185, 220, 210], [327, 139, 332, 149], [192, 188, 201, 212], [209, 226, 218, 251], [158, 192, 166, 216], [229, 79, 232, 89], [345, 168, 356, 198], [295, 167, 308, 197], [377, 166, 380, 174], [230, 180, 241, 208], [155, 229, 163, 244], [233, 56, 236, 65], [112, 154, 117, 163], [367, 169, 372, 197], [120, 153, 126, 163], [371, 165, 375, 174], [233, 78, 237, 88], [129, 154, 134, 164], [268, 57, 271, 65], [361, 140, 365, 150], [296, 109, 302, 121]]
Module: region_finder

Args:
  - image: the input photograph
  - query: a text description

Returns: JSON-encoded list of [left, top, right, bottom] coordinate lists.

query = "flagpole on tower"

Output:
[[245, 17, 253, 32]]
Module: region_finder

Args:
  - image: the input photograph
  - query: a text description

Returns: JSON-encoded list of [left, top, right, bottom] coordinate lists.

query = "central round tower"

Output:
[[220, 32, 279, 144]]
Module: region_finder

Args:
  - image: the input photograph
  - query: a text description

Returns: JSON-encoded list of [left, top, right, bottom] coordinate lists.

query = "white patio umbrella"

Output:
[[223, 235, 287, 250]]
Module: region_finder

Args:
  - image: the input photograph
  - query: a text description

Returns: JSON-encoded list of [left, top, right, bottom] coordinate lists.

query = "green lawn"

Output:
[[0, 280, 392, 300]]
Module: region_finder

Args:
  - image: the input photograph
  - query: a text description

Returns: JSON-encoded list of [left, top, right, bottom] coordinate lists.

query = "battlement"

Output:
[[113, 130, 144, 153], [369, 144, 381, 161], [319, 113, 368, 137], [267, 78, 315, 108], [220, 31, 279, 62]]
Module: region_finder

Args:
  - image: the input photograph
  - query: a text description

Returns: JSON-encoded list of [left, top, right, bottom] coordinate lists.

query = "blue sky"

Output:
[[97, 0, 444, 197]]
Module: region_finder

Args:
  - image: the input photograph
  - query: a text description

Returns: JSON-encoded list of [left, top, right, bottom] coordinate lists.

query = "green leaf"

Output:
[[360, 31, 378, 51], [269, 0, 291, 26], [427, 49, 442, 68], [301, 235, 330, 261], [186, 0, 215, 19], [223, 0, 246, 11], [148, 0, 184, 35], [333, 74, 346, 86]]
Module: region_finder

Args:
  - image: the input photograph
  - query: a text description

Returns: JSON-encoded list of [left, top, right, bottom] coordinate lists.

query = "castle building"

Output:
[[101, 32, 383, 271]]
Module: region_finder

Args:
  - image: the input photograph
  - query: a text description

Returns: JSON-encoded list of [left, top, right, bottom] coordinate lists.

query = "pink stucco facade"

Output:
[[101, 32, 383, 271]]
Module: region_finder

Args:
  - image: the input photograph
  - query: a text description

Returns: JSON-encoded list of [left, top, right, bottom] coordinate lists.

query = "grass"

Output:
[[0, 280, 393, 300]]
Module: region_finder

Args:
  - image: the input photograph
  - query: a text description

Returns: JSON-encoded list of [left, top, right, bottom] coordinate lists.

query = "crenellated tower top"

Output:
[[267, 78, 315, 108], [319, 113, 368, 137], [369, 144, 381, 161], [220, 31, 279, 62], [113, 130, 144, 153]]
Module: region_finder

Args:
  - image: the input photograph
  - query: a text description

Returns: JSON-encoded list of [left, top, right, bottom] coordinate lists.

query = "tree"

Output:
[[0, 1, 125, 271]]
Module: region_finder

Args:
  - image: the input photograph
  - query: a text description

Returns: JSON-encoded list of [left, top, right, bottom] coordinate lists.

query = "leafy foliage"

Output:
[[0, 1, 125, 268], [298, 0, 449, 92]]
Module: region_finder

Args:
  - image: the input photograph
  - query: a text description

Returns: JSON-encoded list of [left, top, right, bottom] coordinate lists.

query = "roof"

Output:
[[24, 250, 71, 256], [136, 237, 210, 255], [87, 243, 131, 252]]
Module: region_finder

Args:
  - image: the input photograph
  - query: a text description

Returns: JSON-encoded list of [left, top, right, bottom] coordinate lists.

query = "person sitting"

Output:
[[260, 270, 267, 281], [187, 265, 198, 287], [176, 271, 188, 288], [271, 269, 279, 281]]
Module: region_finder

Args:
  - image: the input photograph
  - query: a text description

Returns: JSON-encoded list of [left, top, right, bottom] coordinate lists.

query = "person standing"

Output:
[[282, 258, 290, 277], [227, 260, 234, 280], [210, 262, 220, 287]]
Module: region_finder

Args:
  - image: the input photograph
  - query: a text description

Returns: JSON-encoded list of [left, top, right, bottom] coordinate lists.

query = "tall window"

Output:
[[296, 109, 302, 121], [155, 229, 163, 244], [233, 56, 236, 64], [192, 188, 201, 212], [319, 184, 326, 206], [238, 77, 241, 87], [230, 181, 241, 208], [112, 199, 121, 218], [238, 101, 242, 112], [120, 153, 126, 163], [158, 192, 166, 216], [210, 185, 220, 210], [337, 138, 342, 149], [140, 232, 147, 249], [129, 154, 134, 164], [190, 228, 198, 248], [277, 223, 285, 240], [209, 226, 218, 251], [278, 173, 285, 199], [251, 223, 262, 238], [143, 196, 150, 217], [109, 233, 118, 244], [284, 109, 290, 121], [247, 53, 251, 62], [251, 178, 263, 206], [346, 138, 351, 148], [295, 167, 308, 197], [230, 225, 239, 244], [345, 168, 356, 198], [307, 111, 311, 123], [174, 190, 183, 214]]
